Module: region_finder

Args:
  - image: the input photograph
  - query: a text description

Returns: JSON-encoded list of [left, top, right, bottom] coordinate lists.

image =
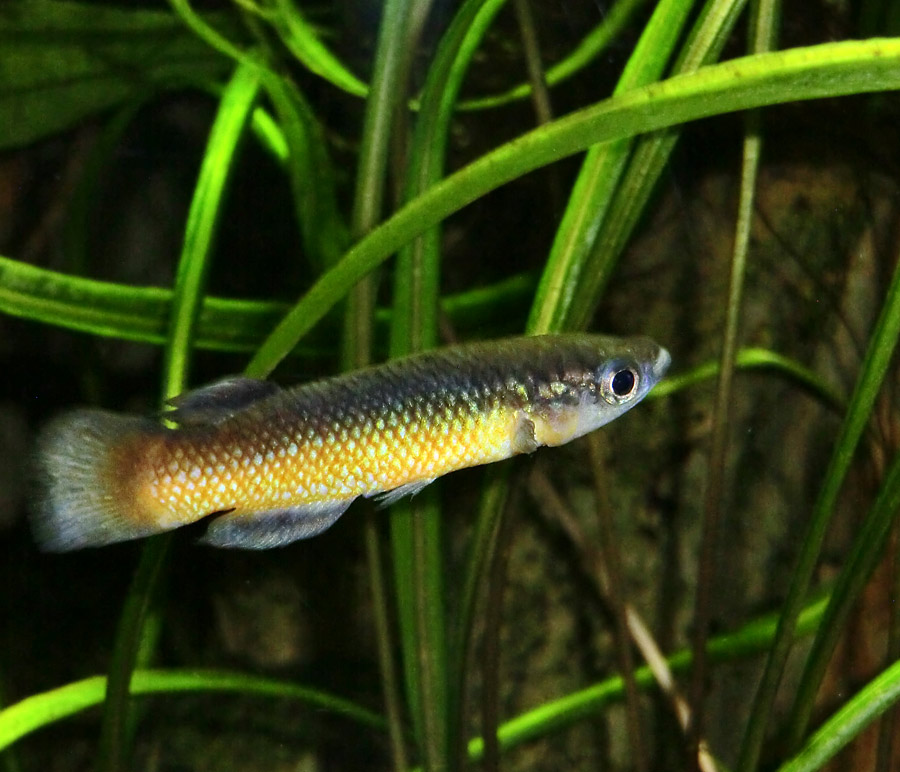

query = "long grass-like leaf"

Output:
[[0, 254, 533, 352], [341, 1, 425, 768], [168, 0, 248, 64], [411, 7, 510, 766], [736, 224, 900, 772], [384, 2, 507, 770], [451, 463, 512, 761], [245, 38, 900, 377], [161, 60, 261, 395], [351, 2, 455, 767], [0, 0, 230, 149], [95, 60, 260, 772], [775, 658, 900, 772], [785, 446, 900, 747], [0, 669, 384, 752], [528, 0, 694, 334], [0, 597, 824, 759], [269, 0, 368, 97], [393, 0, 506, 352], [93, 541, 171, 772], [494, 1, 701, 761], [651, 347, 844, 410], [261, 74, 349, 272], [0, 670, 21, 772], [565, 0, 748, 331], [418, 593, 827, 769]]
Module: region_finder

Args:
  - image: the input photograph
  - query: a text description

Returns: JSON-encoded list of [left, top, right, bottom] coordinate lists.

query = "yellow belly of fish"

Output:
[[136, 406, 520, 525]]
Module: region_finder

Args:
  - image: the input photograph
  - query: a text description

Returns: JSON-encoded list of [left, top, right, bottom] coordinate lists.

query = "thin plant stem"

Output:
[[691, 0, 776, 760], [587, 434, 648, 772], [512, 0, 553, 125], [408, 496, 448, 770], [363, 510, 410, 771], [451, 465, 511, 772], [94, 539, 171, 772], [689, 99, 763, 769], [526, 466, 720, 772], [480, 478, 520, 772], [511, 0, 562, 212]]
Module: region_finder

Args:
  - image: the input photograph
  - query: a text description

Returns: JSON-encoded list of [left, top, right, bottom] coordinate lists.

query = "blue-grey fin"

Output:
[[200, 499, 354, 549], [369, 478, 436, 508], [164, 377, 280, 426]]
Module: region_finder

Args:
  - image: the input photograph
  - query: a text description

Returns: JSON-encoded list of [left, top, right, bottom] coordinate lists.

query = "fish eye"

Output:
[[600, 364, 639, 405], [612, 369, 635, 396]]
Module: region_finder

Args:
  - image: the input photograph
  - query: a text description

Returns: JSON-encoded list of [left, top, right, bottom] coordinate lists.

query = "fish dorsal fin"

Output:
[[200, 499, 354, 549], [164, 377, 280, 426]]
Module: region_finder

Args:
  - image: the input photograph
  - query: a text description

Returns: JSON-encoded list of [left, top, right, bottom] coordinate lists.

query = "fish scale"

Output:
[[140, 384, 507, 523], [34, 333, 670, 550]]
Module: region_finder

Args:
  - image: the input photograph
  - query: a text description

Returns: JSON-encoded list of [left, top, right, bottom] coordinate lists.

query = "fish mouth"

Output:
[[652, 346, 672, 380]]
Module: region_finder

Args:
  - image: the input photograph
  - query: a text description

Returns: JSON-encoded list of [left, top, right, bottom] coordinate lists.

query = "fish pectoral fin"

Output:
[[164, 377, 280, 426], [512, 412, 539, 454], [199, 499, 354, 549], [530, 406, 580, 447], [369, 478, 436, 508]]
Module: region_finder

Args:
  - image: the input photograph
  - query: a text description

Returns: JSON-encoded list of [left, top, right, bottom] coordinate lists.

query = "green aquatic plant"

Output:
[[1, 0, 900, 770]]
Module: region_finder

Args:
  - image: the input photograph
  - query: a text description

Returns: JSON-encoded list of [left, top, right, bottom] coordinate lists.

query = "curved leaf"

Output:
[[0, 0, 229, 149], [0, 254, 534, 353], [247, 38, 900, 376], [776, 658, 900, 772], [270, 0, 368, 97], [0, 669, 384, 752]]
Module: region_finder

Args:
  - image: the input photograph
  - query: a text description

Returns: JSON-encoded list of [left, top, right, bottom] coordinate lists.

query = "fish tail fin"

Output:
[[33, 409, 159, 551]]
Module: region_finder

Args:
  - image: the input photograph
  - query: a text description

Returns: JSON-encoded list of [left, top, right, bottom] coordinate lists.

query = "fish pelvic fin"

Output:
[[33, 409, 160, 551], [369, 478, 435, 508]]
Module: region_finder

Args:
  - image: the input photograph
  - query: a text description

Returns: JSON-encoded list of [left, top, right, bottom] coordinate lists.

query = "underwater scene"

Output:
[[1, 0, 900, 770]]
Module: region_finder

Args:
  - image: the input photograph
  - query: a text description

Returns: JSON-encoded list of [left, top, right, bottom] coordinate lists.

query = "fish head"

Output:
[[586, 334, 670, 429], [526, 334, 670, 447], [597, 334, 668, 395]]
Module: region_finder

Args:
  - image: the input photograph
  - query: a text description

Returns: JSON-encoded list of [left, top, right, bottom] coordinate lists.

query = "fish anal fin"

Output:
[[164, 377, 280, 426], [370, 478, 436, 508], [200, 499, 354, 549]]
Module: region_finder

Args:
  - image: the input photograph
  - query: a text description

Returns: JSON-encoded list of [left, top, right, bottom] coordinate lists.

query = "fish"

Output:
[[33, 333, 670, 551]]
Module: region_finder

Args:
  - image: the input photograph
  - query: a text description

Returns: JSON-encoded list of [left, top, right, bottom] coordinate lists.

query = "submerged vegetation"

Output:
[[1, 0, 900, 770]]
